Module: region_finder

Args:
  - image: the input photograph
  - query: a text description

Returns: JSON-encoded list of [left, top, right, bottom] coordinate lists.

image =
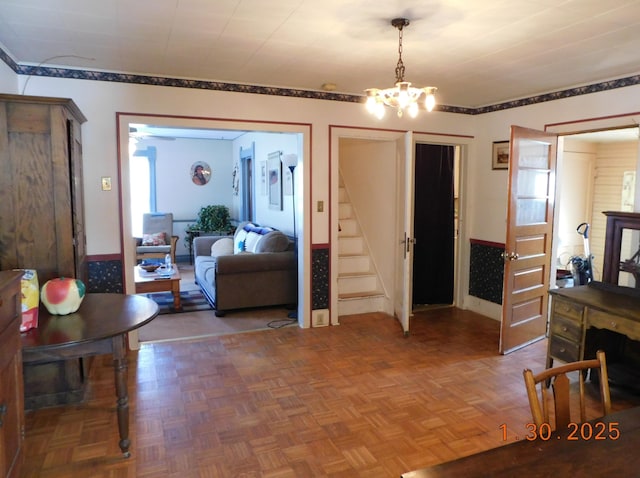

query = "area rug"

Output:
[[145, 290, 212, 314]]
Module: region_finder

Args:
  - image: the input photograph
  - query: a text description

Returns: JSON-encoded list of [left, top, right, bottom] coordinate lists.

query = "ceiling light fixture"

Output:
[[365, 18, 437, 119]]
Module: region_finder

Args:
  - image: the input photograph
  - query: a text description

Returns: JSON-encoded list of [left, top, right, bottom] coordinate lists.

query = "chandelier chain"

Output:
[[364, 17, 437, 118], [395, 25, 405, 83]]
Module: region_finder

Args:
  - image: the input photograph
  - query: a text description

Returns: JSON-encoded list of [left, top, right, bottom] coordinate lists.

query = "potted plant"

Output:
[[184, 205, 233, 249]]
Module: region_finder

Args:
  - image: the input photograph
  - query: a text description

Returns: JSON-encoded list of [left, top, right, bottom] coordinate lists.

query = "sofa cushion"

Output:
[[210, 238, 234, 257], [142, 232, 166, 245], [254, 230, 290, 253]]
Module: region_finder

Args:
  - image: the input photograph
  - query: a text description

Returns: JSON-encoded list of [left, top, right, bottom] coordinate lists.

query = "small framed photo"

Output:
[[492, 141, 510, 170], [191, 161, 211, 185], [267, 151, 282, 210]]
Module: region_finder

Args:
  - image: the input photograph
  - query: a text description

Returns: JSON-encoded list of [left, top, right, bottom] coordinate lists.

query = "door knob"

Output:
[[501, 251, 519, 262]]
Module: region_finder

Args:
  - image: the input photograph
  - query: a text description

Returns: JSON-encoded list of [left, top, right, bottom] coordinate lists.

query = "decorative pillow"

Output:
[[244, 231, 262, 253], [142, 232, 166, 246], [210, 238, 234, 257], [234, 228, 248, 253], [254, 231, 290, 253]]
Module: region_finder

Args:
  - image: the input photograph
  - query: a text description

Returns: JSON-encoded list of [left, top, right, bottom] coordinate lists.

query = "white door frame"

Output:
[[330, 126, 472, 328], [118, 114, 312, 348]]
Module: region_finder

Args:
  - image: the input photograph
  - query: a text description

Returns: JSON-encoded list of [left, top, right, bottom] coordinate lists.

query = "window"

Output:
[[130, 144, 157, 236]]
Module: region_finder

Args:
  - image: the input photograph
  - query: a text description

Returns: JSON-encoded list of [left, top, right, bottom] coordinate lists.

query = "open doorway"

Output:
[[412, 143, 460, 308], [553, 127, 639, 287], [118, 114, 312, 337], [330, 127, 472, 334]]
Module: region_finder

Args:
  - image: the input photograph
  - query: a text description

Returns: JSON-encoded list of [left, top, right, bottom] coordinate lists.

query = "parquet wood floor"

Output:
[[21, 308, 640, 477]]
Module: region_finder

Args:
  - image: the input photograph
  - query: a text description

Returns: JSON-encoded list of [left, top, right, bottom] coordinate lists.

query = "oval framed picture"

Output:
[[191, 161, 211, 185]]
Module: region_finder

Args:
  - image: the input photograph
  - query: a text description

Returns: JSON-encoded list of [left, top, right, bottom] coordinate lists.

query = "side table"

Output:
[[21, 294, 159, 457]]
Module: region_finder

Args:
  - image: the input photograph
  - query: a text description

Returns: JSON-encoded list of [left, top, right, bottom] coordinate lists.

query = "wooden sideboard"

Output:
[[548, 281, 640, 386], [0, 271, 24, 478]]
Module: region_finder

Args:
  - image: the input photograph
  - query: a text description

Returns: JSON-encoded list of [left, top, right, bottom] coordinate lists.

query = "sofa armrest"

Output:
[[216, 251, 295, 274], [193, 235, 229, 258]]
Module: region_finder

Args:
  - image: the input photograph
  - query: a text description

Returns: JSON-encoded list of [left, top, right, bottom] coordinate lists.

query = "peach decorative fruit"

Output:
[[41, 277, 86, 315]]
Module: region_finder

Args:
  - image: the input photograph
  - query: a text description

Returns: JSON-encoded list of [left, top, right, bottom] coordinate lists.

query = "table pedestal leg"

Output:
[[112, 334, 130, 457]]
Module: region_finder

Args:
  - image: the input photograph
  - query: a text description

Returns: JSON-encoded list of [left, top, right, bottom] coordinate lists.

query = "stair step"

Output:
[[338, 273, 378, 294], [338, 293, 386, 316], [338, 173, 384, 317], [339, 254, 371, 274], [338, 236, 363, 255], [338, 290, 385, 300], [338, 218, 358, 236], [339, 203, 353, 219]]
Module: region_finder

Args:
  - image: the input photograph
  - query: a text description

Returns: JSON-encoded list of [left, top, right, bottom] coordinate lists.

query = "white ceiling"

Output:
[[1, 0, 639, 109], [129, 124, 247, 141]]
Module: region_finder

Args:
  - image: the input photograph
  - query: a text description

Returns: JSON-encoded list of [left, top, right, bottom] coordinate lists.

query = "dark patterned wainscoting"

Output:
[[87, 259, 123, 293], [312, 246, 329, 310], [469, 239, 504, 305]]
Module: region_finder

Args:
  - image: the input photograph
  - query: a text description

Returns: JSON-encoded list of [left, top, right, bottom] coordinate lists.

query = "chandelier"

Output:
[[365, 18, 437, 119]]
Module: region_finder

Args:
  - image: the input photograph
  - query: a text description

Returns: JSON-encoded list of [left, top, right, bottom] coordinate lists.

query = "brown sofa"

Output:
[[193, 222, 296, 316]]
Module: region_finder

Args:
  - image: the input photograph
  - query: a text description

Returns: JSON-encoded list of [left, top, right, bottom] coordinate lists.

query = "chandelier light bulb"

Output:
[[425, 91, 436, 112], [365, 94, 377, 114], [408, 102, 419, 118], [364, 18, 437, 119]]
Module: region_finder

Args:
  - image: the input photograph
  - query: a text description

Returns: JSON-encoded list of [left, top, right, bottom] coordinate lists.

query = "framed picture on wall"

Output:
[[492, 141, 509, 169], [268, 151, 282, 210], [190, 161, 211, 185], [260, 161, 268, 195]]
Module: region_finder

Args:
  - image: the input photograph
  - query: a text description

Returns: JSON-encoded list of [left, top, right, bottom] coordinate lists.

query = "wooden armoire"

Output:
[[0, 271, 24, 478], [0, 94, 87, 284]]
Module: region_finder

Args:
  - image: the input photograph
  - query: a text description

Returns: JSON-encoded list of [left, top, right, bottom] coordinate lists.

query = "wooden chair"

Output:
[[523, 350, 611, 430]]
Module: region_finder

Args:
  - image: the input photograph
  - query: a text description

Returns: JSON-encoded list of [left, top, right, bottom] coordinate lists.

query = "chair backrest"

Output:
[[522, 350, 611, 431], [142, 212, 173, 237]]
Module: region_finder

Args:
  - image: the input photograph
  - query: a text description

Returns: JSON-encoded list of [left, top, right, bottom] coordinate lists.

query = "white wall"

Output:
[[232, 131, 300, 235], [0, 60, 16, 93], [129, 131, 301, 257], [589, 141, 639, 281], [555, 139, 595, 268], [12, 76, 473, 255], [5, 67, 640, 322], [133, 136, 234, 257]]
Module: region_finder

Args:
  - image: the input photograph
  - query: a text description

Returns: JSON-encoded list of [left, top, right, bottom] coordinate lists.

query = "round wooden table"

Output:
[[21, 294, 159, 457]]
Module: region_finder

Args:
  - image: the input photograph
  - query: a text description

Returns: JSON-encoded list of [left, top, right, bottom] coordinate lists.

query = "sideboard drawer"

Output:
[[549, 335, 581, 363], [549, 314, 583, 343], [587, 308, 640, 342], [552, 297, 584, 322]]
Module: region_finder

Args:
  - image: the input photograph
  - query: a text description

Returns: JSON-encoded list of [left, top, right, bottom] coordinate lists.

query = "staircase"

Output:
[[337, 179, 385, 316]]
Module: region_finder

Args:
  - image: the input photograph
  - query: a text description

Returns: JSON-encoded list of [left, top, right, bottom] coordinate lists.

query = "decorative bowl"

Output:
[[140, 263, 160, 272]]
